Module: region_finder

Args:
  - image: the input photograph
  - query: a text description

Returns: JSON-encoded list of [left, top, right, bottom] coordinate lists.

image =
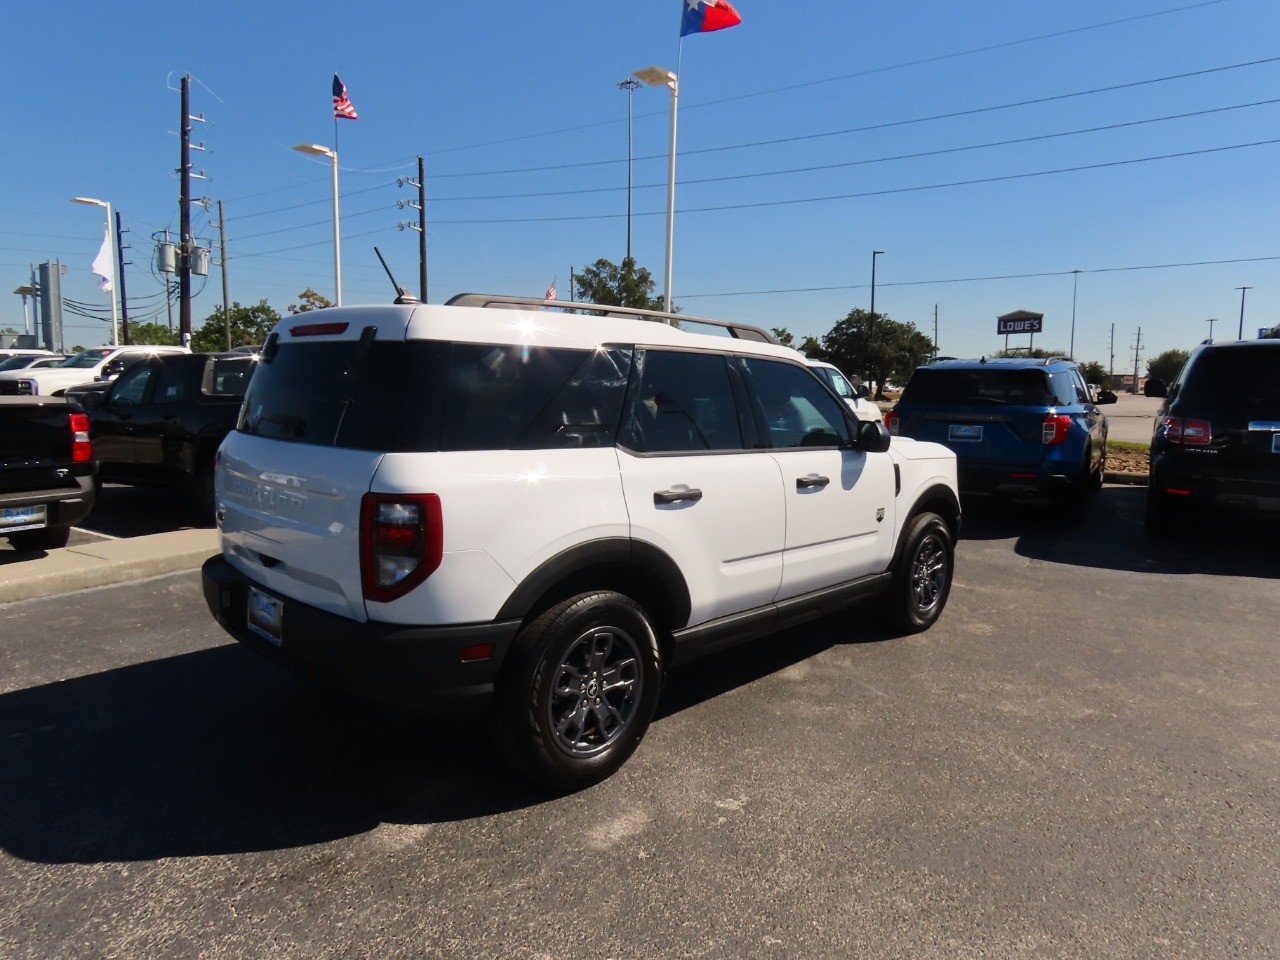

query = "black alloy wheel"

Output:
[[882, 511, 953, 633]]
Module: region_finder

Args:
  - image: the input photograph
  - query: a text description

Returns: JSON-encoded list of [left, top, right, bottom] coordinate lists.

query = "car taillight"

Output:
[[70, 412, 92, 463], [884, 410, 899, 435], [1163, 416, 1212, 446], [1041, 414, 1071, 445], [360, 493, 443, 603]]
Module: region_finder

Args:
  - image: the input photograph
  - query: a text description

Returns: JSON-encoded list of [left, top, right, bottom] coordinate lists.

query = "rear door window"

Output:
[[623, 350, 748, 454]]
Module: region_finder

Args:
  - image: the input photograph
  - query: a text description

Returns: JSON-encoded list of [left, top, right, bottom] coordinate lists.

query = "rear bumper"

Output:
[[202, 554, 521, 719], [0, 476, 95, 529], [1149, 459, 1280, 518], [957, 463, 1076, 499]]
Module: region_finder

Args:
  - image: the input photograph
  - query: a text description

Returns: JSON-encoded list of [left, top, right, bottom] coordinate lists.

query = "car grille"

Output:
[[0, 379, 35, 396]]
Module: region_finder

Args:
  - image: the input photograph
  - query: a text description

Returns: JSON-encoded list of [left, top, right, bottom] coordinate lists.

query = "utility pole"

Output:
[[1069, 269, 1081, 359], [1109, 323, 1115, 379], [115, 211, 130, 345], [179, 75, 192, 347], [933, 304, 938, 356], [1236, 286, 1253, 339], [1131, 328, 1143, 394], [618, 77, 640, 262], [217, 200, 231, 349], [396, 156, 427, 302]]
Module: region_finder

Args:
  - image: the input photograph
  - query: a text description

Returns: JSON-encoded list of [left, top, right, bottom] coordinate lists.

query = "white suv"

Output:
[[0, 344, 190, 396], [202, 295, 960, 789]]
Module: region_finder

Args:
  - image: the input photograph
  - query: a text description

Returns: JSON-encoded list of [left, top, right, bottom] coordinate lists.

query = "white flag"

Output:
[[91, 227, 114, 293]]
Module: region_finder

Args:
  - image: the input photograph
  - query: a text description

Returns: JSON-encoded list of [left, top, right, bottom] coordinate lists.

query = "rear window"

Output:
[[1179, 346, 1280, 407], [901, 368, 1053, 406], [238, 340, 631, 452]]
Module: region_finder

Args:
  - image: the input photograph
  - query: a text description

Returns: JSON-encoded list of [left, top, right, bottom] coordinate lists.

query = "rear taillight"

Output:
[[1163, 416, 1212, 446], [884, 410, 899, 435], [70, 412, 92, 463], [1041, 414, 1071, 445], [360, 493, 443, 603]]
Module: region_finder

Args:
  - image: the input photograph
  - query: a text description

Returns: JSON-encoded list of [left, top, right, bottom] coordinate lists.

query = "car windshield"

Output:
[[1180, 347, 1280, 405], [58, 350, 110, 369], [0, 356, 41, 371], [901, 368, 1053, 406]]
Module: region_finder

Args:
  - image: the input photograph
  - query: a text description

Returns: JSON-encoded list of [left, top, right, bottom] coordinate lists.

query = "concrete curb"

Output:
[[0, 528, 219, 604], [1104, 471, 1148, 487]]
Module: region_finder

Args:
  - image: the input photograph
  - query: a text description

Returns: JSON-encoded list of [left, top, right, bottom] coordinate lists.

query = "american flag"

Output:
[[333, 74, 359, 120], [544, 279, 557, 301]]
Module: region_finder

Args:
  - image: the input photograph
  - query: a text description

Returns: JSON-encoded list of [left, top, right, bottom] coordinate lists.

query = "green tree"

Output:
[[771, 327, 824, 358], [125, 322, 180, 346], [994, 347, 1069, 359], [820, 309, 934, 400], [572, 257, 666, 311], [191, 300, 280, 353], [289, 288, 333, 314], [1078, 360, 1109, 384], [1147, 348, 1190, 384]]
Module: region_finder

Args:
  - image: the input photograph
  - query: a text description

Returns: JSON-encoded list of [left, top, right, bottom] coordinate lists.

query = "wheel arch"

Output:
[[890, 483, 961, 571], [495, 537, 691, 655]]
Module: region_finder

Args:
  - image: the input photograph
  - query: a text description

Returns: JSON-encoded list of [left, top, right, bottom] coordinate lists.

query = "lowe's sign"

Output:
[[997, 311, 1044, 335]]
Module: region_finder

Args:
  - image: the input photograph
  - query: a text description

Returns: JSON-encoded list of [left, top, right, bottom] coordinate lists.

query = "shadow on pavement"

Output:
[[960, 485, 1280, 579], [0, 612, 877, 864]]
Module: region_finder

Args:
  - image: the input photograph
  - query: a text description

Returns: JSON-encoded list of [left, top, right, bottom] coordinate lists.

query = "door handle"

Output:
[[796, 475, 830, 489], [653, 488, 703, 505]]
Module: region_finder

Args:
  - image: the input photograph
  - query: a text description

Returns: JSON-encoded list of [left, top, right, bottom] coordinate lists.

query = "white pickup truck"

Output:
[[0, 345, 189, 396]]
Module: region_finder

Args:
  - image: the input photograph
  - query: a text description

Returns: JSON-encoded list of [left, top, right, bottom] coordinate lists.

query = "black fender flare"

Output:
[[495, 537, 691, 629], [889, 482, 961, 571]]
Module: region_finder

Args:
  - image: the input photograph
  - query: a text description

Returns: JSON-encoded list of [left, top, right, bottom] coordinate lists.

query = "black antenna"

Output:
[[374, 246, 419, 304]]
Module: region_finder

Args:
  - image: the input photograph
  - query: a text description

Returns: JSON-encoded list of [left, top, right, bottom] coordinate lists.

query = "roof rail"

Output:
[[443, 293, 778, 344]]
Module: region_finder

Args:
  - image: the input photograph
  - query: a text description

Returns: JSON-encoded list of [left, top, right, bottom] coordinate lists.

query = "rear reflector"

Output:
[[290, 321, 349, 337], [460, 643, 494, 662], [360, 493, 443, 603]]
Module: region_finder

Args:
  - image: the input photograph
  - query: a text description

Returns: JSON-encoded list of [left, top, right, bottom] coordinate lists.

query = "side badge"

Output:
[[876, 507, 885, 523]]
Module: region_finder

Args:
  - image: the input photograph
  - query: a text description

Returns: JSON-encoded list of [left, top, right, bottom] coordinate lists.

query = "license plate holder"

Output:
[[0, 504, 48, 533], [949, 423, 983, 442], [247, 587, 284, 647]]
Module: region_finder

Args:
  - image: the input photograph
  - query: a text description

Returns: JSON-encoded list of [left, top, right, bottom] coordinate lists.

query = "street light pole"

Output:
[[71, 196, 120, 346], [870, 250, 884, 321], [633, 66, 678, 315], [1236, 286, 1253, 339], [618, 77, 640, 263], [1070, 269, 1081, 359], [294, 143, 342, 306]]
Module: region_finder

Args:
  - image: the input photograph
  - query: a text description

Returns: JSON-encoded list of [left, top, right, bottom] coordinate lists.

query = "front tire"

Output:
[[881, 512, 953, 633], [492, 591, 663, 791]]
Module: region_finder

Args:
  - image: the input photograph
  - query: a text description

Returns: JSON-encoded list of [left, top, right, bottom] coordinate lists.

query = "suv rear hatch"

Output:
[[1166, 345, 1280, 473], [217, 310, 432, 622], [895, 367, 1056, 468]]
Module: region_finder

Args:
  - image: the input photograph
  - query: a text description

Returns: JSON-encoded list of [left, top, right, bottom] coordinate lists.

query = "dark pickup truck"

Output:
[[0, 397, 96, 551], [82, 351, 257, 518]]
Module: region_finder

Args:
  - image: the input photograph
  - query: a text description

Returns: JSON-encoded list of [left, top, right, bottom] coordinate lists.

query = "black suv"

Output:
[[1145, 339, 1280, 536]]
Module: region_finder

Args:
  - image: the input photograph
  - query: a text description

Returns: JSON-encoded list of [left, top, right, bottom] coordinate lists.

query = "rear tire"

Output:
[[881, 512, 953, 633], [7, 524, 71, 553], [491, 591, 663, 791]]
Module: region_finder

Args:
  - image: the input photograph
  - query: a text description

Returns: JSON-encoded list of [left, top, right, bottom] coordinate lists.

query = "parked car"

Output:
[[84, 351, 257, 517], [806, 359, 883, 422], [202, 295, 960, 790], [0, 344, 190, 396], [1144, 339, 1280, 536], [885, 355, 1116, 506], [0, 354, 68, 372], [0, 396, 95, 551]]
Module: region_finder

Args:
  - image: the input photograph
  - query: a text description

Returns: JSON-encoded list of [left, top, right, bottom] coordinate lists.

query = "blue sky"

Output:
[[2, 0, 1278, 371]]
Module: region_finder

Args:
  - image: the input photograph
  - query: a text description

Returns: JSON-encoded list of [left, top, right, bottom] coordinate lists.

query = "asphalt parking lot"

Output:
[[2, 484, 1277, 959]]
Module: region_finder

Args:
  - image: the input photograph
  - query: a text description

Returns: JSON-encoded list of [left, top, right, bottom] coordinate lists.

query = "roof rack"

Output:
[[444, 293, 778, 344]]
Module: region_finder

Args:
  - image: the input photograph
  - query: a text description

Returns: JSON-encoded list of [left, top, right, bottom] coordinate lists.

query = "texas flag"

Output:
[[681, 0, 742, 37]]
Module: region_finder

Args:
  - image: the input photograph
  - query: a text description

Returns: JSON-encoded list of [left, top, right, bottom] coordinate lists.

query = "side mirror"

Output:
[[854, 419, 892, 453], [1095, 390, 1118, 405], [852, 383, 871, 400], [1144, 378, 1167, 398]]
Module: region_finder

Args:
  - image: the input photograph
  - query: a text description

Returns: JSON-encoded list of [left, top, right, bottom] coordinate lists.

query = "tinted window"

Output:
[[743, 357, 847, 448], [902, 368, 1053, 406], [240, 341, 449, 451], [239, 340, 617, 453], [209, 358, 256, 397], [1049, 371, 1079, 405], [627, 350, 745, 453], [1180, 347, 1280, 407], [153, 362, 192, 403], [110, 363, 153, 405]]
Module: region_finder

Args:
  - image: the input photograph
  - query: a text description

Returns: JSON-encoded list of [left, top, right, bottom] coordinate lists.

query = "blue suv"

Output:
[[886, 356, 1116, 504]]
